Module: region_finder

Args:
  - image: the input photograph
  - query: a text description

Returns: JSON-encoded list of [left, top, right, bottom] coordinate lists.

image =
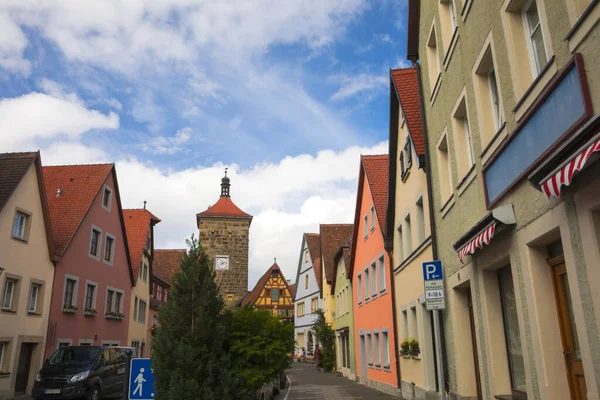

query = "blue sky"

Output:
[[0, 1, 409, 286]]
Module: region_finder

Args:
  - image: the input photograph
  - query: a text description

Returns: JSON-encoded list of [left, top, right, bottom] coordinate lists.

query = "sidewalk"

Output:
[[284, 362, 398, 400]]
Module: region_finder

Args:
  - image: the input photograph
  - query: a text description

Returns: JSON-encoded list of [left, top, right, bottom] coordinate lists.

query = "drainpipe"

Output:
[[387, 250, 402, 389], [415, 62, 449, 395]]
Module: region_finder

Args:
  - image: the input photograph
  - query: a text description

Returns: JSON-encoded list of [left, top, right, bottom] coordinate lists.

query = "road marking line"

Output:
[[282, 375, 292, 400]]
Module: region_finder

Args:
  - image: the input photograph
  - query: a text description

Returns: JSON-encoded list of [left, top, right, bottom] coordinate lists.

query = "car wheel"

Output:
[[86, 385, 100, 400]]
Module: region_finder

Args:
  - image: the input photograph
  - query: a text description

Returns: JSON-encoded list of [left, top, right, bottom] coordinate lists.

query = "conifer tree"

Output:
[[151, 236, 251, 400]]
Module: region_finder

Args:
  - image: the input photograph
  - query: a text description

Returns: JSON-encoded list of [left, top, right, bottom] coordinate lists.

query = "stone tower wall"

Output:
[[198, 217, 250, 306]]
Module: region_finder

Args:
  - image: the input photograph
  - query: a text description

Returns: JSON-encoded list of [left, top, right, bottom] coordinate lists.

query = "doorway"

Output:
[[359, 333, 367, 378], [467, 290, 483, 399], [549, 255, 587, 400], [15, 343, 35, 394]]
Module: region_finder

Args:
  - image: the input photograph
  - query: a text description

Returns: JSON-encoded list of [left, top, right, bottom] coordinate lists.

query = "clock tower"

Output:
[[196, 170, 252, 307]]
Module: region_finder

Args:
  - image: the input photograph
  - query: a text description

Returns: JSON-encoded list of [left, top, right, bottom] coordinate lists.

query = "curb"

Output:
[[282, 375, 292, 400]]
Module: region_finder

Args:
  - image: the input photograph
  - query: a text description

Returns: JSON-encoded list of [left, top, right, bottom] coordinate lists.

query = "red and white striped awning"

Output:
[[541, 137, 600, 199], [457, 222, 497, 262]]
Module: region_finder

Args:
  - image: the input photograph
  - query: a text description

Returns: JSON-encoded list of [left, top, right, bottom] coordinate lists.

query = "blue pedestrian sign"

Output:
[[129, 358, 155, 400], [423, 260, 443, 281]]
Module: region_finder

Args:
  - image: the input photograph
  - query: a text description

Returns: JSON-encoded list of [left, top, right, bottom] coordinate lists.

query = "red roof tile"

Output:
[[123, 209, 161, 281], [363, 155, 389, 232], [320, 224, 353, 284], [153, 249, 186, 285], [196, 196, 253, 221], [391, 68, 424, 156], [241, 262, 293, 307], [43, 164, 113, 256], [305, 233, 321, 289], [289, 283, 296, 298]]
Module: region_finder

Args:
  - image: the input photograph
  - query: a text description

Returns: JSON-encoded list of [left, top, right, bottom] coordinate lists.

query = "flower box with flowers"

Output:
[[62, 305, 78, 314], [84, 308, 97, 316], [105, 312, 125, 320]]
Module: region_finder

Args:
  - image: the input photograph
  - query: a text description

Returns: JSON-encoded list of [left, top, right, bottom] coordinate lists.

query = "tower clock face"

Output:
[[215, 256, 230, 270]]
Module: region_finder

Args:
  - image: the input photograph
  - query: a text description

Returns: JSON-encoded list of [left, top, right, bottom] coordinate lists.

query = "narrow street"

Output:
[[281, 363, 397, 400]]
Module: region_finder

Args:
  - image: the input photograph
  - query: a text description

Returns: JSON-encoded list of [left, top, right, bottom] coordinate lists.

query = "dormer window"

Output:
[[102, 186, 112, 212]]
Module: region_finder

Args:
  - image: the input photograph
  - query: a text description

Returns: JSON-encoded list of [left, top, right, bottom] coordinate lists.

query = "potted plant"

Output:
[[409, 338, 420, 357], [105, 311, 125, 320], [400, 338, 411, 357], [62, 305, 78, 313], [84, 308, 97, 316]]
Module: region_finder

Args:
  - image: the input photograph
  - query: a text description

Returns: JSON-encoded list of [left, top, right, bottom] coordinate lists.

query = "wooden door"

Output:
[[15, 343, 34, 394], [467, 290, 483, 400], [550, 258, 587, 400]]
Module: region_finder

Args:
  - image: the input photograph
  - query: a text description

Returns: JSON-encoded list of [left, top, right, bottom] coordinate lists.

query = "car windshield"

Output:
[[48, 347, 100, 366]]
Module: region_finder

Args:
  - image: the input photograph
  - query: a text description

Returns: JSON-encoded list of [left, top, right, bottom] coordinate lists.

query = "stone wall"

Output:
[[198, 217, 250, 307]]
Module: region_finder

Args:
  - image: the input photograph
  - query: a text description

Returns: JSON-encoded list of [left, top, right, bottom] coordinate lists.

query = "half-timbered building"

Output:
[[241, 261, 294, 323]]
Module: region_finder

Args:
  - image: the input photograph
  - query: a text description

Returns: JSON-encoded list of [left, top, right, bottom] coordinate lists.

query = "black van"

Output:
[[32, 346, 134, 400]]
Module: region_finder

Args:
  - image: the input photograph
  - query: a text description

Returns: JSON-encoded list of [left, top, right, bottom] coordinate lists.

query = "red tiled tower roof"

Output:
[[153, 249, 186, 285], [123, 209, 161, 280], [320, 224, 354, 284], [241, 262, 293, 307], [391, 67, 425, 156], [196, 171, 252, 225], [43, 164, 113, 256]]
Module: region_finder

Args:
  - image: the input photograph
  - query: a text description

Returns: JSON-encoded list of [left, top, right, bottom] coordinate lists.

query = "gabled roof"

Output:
[[320, 224, 354, 285], [123, 209, 161, 281], [43, 164, 113, 256], [289, 283, 296, 298], [305, 233, 322, 289], [331, 235, 353, 294], [153, 249, 186, 286], [349, 155, 389, 276], [391, 67, 424, 156], [0, 152, 37, 213], [196, 196, 253, 222], [241, 262, 293, 307], [0, 151, 55, 261]]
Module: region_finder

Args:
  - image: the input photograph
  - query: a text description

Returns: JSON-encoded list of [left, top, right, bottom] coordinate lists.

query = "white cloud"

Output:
[[329, 73, 388, 101], [112, 140, 387, 288], [0, 92, 119, 151], [42, 142, 109, 165], [39, 78, 83, 104], [141, 127, 195, 155], [394, 58, 412, 69], [0, 13, 31, 75], [375, 33, 394, 44]]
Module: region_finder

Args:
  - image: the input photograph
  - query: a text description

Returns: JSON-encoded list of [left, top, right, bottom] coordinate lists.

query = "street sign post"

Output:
[[423, 261, 446, 400], [129, 358, 155, 400]]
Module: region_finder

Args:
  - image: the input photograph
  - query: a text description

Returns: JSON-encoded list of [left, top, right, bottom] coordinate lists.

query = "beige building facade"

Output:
[[0, 153, 55, 399], [408, 0, 600, 399]]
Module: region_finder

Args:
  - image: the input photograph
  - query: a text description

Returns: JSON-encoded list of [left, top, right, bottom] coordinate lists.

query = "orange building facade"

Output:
[[350, 155, 399, 396]]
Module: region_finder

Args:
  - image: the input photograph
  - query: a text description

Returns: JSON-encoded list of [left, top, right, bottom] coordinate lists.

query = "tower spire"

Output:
[[220, 168, 231, 197]]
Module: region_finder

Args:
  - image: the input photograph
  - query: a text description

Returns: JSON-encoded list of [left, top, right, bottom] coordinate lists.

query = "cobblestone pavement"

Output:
[[281, 362, 398, 400]]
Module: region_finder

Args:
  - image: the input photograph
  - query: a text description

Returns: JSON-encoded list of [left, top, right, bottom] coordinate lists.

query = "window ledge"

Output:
[[383, 365, 391, 372], [401, 169, 411, 182], [375, 364, 382, 370], [460, 0, 474, 21], [443, 29, 459, 71], [394, 236, 433, 274], [0, 372, 10, 379], [480, 122, 508, 165], [430, 73, 442, 106], [379, 289, 387, 296], [11, 236, 28, 244], [440, 194, 455, 218], [513, 56, 556, 120], [1, 309, 16, 314], [62, 307, 77, 314], [27, 311, 42, 317], [456, 165, 477, 197], [565, 0, 600, 44]]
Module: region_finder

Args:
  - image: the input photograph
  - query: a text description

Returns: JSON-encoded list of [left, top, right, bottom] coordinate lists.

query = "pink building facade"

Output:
[[43, 164, 133, 357]]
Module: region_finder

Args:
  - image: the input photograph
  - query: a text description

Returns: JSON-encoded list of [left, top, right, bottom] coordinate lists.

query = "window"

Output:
[[28, 283, 41, 313], [305, 274, 309, 289], [311, 297, 318, 313], [297, 302, 305, 317], [85, 283, 96, 311], [104, 234, 115, 265], [436, 132, 453, 202], [416, 197, 426, 244], [400, 151, 405, 178], [141, 264, 148, 283], [105, 288, 123, 314], [63, 277, 77, 309], [364, 268, 370, 301], [2, 279, 16, 311], [374, 332, 381, 366], [405, 138, 413, 168], [405, 213, 413, 254], [366, 333, 373, 366], [357, 274, 363, 304], [0, 342, 6, 372], [363, 215, 368, 238], [410, 306, 418, 339], [102, 186, 112, 211], [382, 331, 390, 368], [272, 288, 280, 302], [133, 296, 138, 321], [523, 0, 547, 76], [138, 300, 147, 324], [402, 309, 409, 340], [370, 206, 375, 231], [473, 39, 504, 149], [378, 255, 386, 293], [140, 342, 146, 358], [272, 270, 279, 278], [439, 0, 457, 50], [12, 211, 27, 240], [498, 266, 527, 392], [131, 341, 140, 358], [397, 224, 404, 261], [370, 262, 377, 298], [452, 94, 474, 179], [426, 23, 441, 94], [304, 249, 309, 263], [265, 288, 272, 298], [90, 227, 101, 258]]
